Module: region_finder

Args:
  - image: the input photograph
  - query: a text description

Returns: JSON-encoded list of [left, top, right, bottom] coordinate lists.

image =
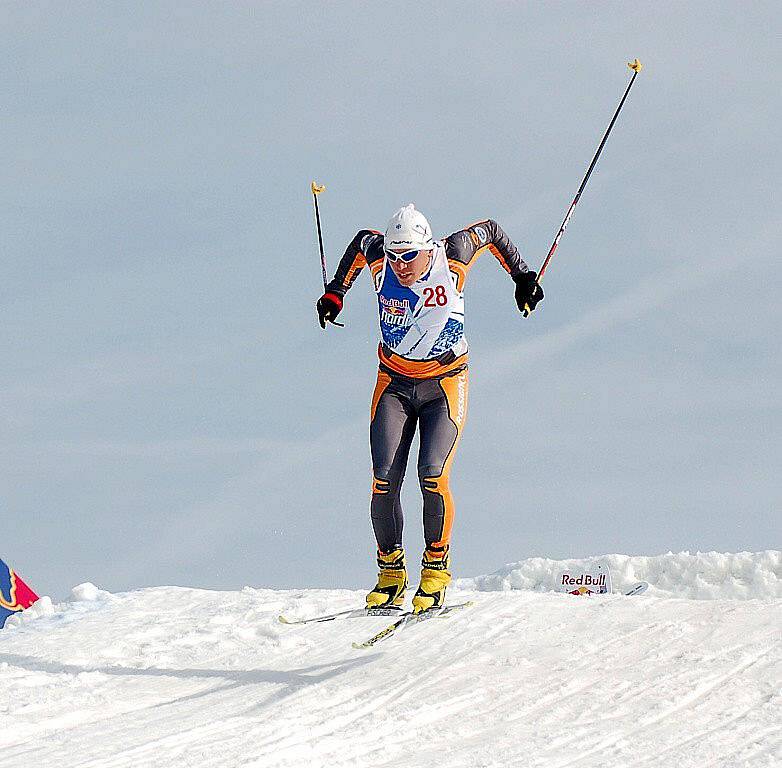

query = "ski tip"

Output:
[[351, 642, 368, 650], [278, 615, 291, 624], [624, 581, 649, 596]]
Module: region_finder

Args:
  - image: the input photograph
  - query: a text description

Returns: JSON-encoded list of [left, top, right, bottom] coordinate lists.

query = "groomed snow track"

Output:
[[1, 555, 780, 767]]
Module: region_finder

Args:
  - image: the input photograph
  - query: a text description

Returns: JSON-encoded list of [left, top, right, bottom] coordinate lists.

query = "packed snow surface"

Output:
[[1, 552, 780, 768]]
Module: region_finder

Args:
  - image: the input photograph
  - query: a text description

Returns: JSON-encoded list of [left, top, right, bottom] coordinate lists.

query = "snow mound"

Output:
[[1, 567, 780, 767], [2, 596, 55, 629], [70, 582, 113, 602], [456, 550, 782, 599]]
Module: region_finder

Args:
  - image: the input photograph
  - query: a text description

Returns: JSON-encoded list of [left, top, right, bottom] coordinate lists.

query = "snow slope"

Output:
[[1, 552, 780, 768]]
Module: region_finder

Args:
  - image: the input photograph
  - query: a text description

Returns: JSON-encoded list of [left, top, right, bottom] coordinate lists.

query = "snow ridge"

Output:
[[456, 550, 782, 599]]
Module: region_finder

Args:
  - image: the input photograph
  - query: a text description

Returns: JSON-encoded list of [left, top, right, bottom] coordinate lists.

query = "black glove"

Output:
[[513, 271, 544, 316], [316, 292, 343, 328]]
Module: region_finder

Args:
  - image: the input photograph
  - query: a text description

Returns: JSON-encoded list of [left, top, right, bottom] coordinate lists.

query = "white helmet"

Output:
[[384, 203, 434, 252]]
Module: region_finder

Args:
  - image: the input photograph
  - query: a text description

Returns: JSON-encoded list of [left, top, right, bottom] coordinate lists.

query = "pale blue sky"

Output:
[[2, 2, 779, 598]]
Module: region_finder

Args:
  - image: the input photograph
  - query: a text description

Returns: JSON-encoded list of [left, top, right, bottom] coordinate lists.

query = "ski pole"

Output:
[[311, 181, 344, 327], [527, 59, 643, 314]]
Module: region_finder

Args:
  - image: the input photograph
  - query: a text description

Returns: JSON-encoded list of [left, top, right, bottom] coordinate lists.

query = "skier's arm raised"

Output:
[[316, 230, 380, 328], [444, 219, 543, 314]]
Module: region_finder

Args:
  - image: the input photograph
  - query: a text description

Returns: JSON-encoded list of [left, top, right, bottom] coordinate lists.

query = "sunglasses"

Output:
[[385, 248, 423, 263]]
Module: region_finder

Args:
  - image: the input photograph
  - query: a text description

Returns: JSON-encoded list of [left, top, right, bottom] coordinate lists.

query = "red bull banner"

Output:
[[558, 561, 613, 596], [0, 557, 39, 628]]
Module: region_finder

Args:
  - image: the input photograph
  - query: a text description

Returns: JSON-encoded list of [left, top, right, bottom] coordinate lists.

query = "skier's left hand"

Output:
[[514, 271, 544, 316]]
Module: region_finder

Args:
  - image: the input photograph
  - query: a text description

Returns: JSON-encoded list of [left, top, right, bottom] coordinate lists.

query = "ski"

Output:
[[624, 581, 649, 596], [278, 606, 403, 625], [351, 601, 474, 649], [281, 581, 644, 628]]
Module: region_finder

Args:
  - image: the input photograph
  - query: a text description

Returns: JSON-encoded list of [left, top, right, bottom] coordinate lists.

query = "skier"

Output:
[[316, 204, 542, 613]]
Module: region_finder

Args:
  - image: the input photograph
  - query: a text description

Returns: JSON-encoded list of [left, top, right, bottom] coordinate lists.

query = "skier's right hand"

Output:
[[513, 270, 544, 316], [316, 292, 343, 328]]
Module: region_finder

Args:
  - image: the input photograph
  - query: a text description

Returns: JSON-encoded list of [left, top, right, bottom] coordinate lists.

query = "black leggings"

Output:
[[369, 367, 468, 554]]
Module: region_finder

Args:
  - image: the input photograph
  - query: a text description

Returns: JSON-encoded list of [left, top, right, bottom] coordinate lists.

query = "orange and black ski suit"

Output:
[[325, 219, 530, 558]]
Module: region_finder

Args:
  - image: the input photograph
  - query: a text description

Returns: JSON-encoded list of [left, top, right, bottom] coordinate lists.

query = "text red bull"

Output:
[[559, 566, 612, 596], [0, 557, 39, 628]]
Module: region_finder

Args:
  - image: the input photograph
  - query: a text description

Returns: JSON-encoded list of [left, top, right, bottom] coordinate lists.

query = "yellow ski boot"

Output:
[[412, 546, 451, 614], [366, 548, 408, 609]]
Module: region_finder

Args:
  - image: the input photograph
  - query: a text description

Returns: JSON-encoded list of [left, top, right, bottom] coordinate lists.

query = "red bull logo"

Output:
[[0, 557, 39, 628], [568, 585, 599, 596]]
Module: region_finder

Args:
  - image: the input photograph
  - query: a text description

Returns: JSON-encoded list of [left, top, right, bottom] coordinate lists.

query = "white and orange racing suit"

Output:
[[323, 219, 531, 563]]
